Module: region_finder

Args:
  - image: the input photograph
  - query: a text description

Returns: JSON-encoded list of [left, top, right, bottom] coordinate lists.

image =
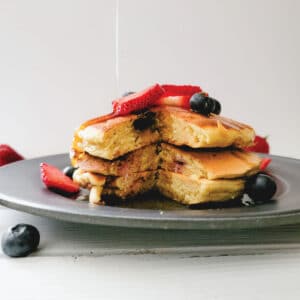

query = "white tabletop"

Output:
[[1, 206, 300, 300]]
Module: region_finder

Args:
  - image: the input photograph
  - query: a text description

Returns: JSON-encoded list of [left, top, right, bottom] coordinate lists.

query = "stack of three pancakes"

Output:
[[71, 106, 261, 205]]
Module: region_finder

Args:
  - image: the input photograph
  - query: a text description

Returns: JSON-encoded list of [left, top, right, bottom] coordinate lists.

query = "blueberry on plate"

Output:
[[245, 173, 277, 202], [63, 166, 77, 179], [190, 93, 221, 115], [1, 224, 40, 257]]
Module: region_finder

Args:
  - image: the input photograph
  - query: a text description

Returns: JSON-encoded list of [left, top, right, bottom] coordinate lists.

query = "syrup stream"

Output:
[[115, 0, 119, 97]]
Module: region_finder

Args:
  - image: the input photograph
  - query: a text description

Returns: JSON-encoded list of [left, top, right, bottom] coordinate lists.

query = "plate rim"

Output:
[[0, 153, 300, 230]]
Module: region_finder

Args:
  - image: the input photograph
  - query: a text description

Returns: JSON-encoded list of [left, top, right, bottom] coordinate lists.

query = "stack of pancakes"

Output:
[[71, 106, 261, 205]]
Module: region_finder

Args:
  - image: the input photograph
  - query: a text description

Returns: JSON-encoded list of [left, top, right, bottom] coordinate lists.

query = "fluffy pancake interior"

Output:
[[154, 106, 255, 149], [73, 143, 261, 181], [103, 171, 156, 199], [156, 170, 245, 205], [73, 144, 159, 176], [74, 106, 255, 160], [74, 169, 156, 200], [72, 144, 261, 205], [78, 114, 159, 160]]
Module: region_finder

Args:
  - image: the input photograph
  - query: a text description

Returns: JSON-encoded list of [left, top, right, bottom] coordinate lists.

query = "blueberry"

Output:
[[1, 224, 40, 257], [245, 173, 277, 202], [122, 91, 135, 97], [211, 99, 221, 115], [63, 166, 77, 179], [133, 111, 156, 131], [190, 93, 220, 115]]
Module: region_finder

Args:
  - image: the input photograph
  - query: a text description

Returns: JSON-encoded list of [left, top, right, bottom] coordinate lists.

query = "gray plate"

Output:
[[0, 153, 299, 230]]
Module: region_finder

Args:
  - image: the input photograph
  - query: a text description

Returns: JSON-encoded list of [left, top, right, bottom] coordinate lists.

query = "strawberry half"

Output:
[[0, 144, 24, 167], [155, 84, 203, 109], [260, 158, 272, 171], [155, 95, 191, 109], [245, 135, 270, 154], [40, 163, 80, 194], [112, 84, 164, 116], [161, 84, 202, 96]]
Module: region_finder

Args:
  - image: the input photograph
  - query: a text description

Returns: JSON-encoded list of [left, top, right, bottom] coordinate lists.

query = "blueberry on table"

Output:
[[190, 93, 221, 115], [1, 224, 40, 257], [245, 173, 277, 202], [63, 166, 77, 179]]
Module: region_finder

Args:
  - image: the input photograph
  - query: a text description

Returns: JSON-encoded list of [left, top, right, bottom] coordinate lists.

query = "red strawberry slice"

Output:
[[40, 163, 80, 194], [161, 84, 202, 96], [260, 158, 272, 171], [0, 144, 24, 167], [155, 95, 191, 109], [112, 84, 164, 116], [245, 135, 270, 154]]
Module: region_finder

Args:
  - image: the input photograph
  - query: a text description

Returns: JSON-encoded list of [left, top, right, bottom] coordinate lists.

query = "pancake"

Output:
[[103, 171, 156, 200], [72, 144, 261, 205], [73, 168, 245, 205], [154, 106, 254, 149], [73, 113, 159, 160], [159, 143, 261, 180], [73, 142, 260, 180], [73, 169, 156, 204], [72, 106, 255, 160], [156, 170, 245, 205], [72, 144, 158, 176]]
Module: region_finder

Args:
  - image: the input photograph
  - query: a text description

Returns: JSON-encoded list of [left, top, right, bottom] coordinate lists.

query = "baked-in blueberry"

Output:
[[133, 111, 156, 131]]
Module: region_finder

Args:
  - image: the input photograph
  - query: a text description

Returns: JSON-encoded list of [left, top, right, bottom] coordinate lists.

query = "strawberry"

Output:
[[112, 84, 164, 116], [245, 135, 270, 154], [40, 163, 80, 194], [161, 84, 202, 96], [155, 95, 191, 109], [260, 158, 272, 171], [0, 144, 24, 167], [155, 84, 203, 109]]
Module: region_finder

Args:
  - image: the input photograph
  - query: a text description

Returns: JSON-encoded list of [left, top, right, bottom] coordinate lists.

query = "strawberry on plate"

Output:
[[245, 135, 270, 154], [40, 163, 80, 194], [112, 84, 164, 116], [0, 144, 24, 167]]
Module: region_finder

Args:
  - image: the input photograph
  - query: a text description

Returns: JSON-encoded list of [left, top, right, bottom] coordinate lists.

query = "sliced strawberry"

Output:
[[0, 144, 24, 167], [155, 95, 191, 109], [161, 84, 202, 96], [112, 84, 164, 116], [40, 163, 80, 194], [260, 158, 272, 171], [245, 135, 270, 154]]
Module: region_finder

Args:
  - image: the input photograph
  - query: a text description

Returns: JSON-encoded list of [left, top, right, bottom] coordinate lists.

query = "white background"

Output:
[[0, 0, 300, 159]]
